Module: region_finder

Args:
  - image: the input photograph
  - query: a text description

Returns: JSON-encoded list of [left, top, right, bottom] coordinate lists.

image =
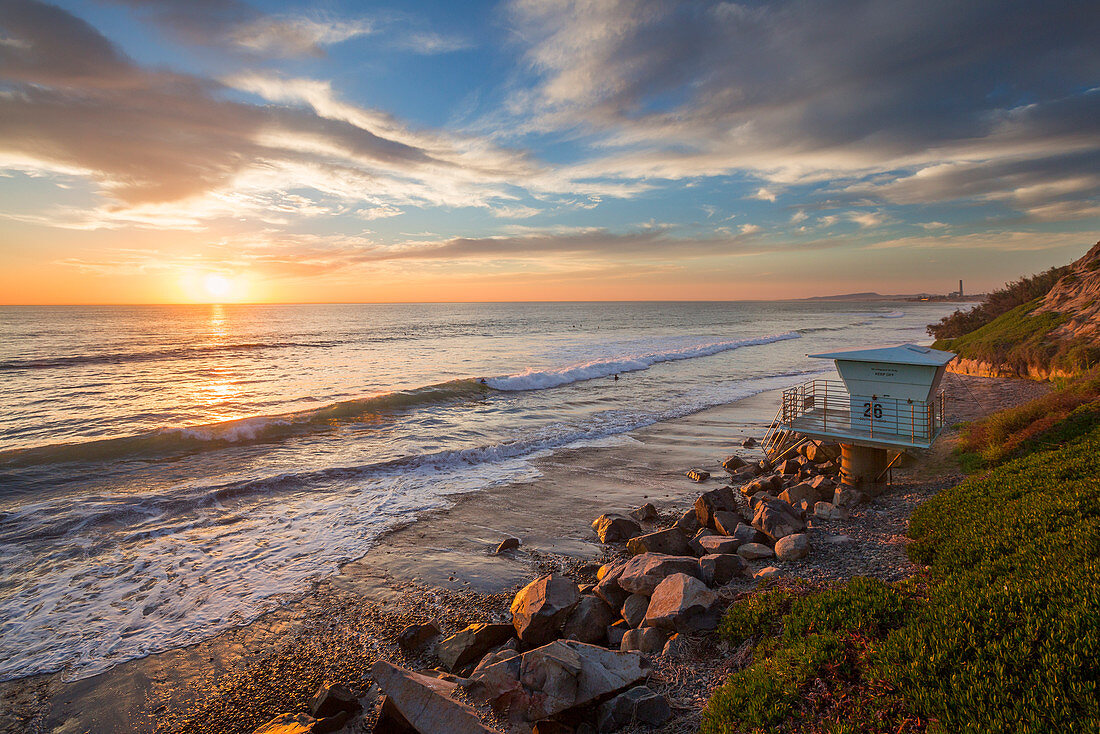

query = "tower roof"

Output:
[[807, 343, 956, 366]]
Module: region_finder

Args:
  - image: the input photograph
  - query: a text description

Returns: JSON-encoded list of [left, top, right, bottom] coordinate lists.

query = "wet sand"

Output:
[[2, 375, 1050, 734]]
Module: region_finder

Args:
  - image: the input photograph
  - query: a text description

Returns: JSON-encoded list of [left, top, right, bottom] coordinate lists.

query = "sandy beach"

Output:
[[1, 373, 1050, 734]]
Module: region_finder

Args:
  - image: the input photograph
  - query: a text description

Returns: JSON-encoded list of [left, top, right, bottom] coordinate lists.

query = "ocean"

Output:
[[0, 301, 957, 682]]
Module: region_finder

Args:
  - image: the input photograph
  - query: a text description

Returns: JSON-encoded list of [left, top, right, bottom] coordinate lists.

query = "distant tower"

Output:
[[959, 279, 963, 297]]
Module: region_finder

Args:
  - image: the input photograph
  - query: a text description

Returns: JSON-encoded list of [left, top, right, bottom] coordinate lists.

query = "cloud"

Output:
[[508, 0, 1100, 220], [0, 1, 537, 227], [106, 0, 373, 57]]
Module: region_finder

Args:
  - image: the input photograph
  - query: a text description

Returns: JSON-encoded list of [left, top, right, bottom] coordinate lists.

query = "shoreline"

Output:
[[2, 375, 1049, 734]]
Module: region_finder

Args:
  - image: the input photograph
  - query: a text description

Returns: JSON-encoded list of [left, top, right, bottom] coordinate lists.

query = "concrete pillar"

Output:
[[840, 443, 889, 495]]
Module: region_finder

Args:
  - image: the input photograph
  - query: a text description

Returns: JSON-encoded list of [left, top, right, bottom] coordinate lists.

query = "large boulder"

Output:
[[251, 713, 317, 734], [621, 594, 649, 628], [806, 442, 839, 463], [626, 528, 691, 556], [689, 528, 716, 555], [371, 661, 500, 734], [698, 553, 748, 585], [777, 458, 801, 475], [694, 486, 739, 528], [721, 454, 747, 473], [774, 533, 810, 561], [696, 535, 741, 555], [807, 475, 837, 496], [686, 468, 710, 482], [814, 502, 849, 521], [561, 595, 614, 645], [619, 627, 669, 655], [617, 553, 702, 596], [310, 682, 361, 720], [469, 640, 650, 722], [629, 503, 658, 522], [674, 507, 701, 534], [438, 623, 515, 672], [731, 522, 762, 546], [592, 514, 642, 543], [752, 498, 806, 542], [737, 542, 774, 560], [833, 486, 865, 507], [597, 686, 672, 732], [643, 573, 721, 632], [779, 482, 824, 508], [397, 622, 440, 652], [511, 574, 582, 647], [712, 510, 743, 536], [594, 562, 630, 610]]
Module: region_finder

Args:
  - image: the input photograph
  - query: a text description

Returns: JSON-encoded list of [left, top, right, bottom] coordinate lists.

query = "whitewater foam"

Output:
[[487, 332, 800, 391]]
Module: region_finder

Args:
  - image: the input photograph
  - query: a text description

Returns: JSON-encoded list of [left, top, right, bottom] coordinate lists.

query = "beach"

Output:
[[1, 372, 1049, 733]]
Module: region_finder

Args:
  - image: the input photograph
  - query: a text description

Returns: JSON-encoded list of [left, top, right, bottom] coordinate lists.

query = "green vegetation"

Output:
[[927, 265, 1071, 340], [932, 299, 1100, 375], [702, 389, 1100, 734]]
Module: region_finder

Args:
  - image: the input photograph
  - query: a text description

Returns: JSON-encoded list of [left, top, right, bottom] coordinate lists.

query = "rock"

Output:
[[620, 627, 669, 655], [592, 514, 642, 543], [698, 553, 748, 585], [696, 535, 741, 555], [594, 563, 630, 610], [748, 491, 777, 510], [495, 537, 521, 554], [737, 542, 774, 560], [562, 595, 614, 645], [807, 475, 837, 496], [795, 498, 814, 515], [471, 648, 522, 682], [689, 528, 715, 555], [252, 713, 317, 734], [597, 686, 672, 732], [833, 486, 865, 507], [621, 594, 649, 628], [310, 682, 361, 719], [397, 622, 441, 652], [469, 640, 650, 722], [778, 458, 801, 475], [814, 502, 849, 520], [806, 442, 839, 463], [674, 508, 701, 534], [774, 533, 810, 561], [826, 534, 855, 545], [607, 620, 629, 647], [819, 459, 840, 475], [617, 553, 703, 596], [722, 454, 748, 472], [731, 522, 761, 545], [754, 566, 781, 580], [438, 623, 515, 672], [643, 573, 721, 632], [742, 437, 757, 448], [661, 633, 689, 658], [626, 528, 690, 556], [712, 510, 743, 536], [694, 485, 739, 528], [752, 498, 806, 542], [629, 503, 658, 522], [686, 468, 710, 482], [779, 482, 824, 508], [371, 661, 500, 733], [313, 711, 350, 734], [373, 697, 416, 734], [511, 574, 582, 647], [728, 465, 758, 484], [531, 721, 573, 734]]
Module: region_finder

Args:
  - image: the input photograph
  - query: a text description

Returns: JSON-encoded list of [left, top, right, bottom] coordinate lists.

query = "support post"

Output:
[[840, 443, 889, 495]]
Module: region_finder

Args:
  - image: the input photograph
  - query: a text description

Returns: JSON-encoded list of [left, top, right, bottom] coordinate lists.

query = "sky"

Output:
[[0, 0, 1098, 304]]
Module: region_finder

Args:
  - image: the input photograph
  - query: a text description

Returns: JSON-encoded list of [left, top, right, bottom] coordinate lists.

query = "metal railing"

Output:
[[776, 379, 946, 445]]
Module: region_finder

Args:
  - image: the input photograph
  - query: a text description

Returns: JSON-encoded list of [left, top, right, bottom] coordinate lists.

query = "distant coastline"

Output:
[[791, 292, 985, 303]]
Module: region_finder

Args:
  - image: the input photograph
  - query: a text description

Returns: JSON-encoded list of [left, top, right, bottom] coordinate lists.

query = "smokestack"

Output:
[[959, 279, 963, 297]]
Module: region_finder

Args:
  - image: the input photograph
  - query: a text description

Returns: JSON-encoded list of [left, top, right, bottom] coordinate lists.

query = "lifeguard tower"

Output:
[[764, 344, 954, 490]]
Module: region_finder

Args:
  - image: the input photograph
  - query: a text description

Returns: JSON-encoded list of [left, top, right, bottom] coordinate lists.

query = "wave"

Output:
[[0, 379, 489, 470], [0, 340, 343, 371], [880, 310, 905, 318], [487, 332, 800, 391]]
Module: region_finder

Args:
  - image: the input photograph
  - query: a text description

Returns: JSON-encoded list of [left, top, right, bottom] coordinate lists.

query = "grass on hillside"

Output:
[[955, 367, 1100, 469], [701, 392, 1100, 734], [931, 298, 1100, 375]]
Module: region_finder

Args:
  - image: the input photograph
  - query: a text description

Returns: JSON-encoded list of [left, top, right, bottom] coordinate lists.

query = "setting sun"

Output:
[[204, 275, 232, 300]]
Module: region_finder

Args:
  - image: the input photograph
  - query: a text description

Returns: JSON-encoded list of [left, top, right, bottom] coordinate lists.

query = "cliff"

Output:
[[938, 240, 1100, 379]]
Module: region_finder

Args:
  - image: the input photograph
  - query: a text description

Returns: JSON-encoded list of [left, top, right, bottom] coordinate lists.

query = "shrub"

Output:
[[927, 265, 1071, 340]]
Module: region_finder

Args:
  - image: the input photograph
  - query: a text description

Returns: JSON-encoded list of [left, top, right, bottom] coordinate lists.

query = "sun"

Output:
[[204, 274, 233, 300]]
